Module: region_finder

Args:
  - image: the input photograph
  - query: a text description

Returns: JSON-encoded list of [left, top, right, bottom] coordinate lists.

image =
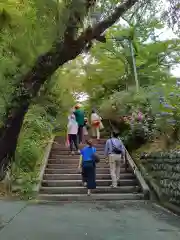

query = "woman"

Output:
[[67, 114, 79, 155], [83, 117, 89, 141], [90, 110, 102, 140], [78, 139, 97, 195], [74, 104, 85, 144]]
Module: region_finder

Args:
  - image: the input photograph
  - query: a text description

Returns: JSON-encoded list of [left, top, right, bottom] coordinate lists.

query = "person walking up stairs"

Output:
[[67, 114, 79, 155], [105, 132, 125, 188]]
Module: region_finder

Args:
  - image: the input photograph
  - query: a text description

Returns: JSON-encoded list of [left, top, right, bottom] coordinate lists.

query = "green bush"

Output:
[[15, 105, 54, 172], [100, 87, 155, 151]]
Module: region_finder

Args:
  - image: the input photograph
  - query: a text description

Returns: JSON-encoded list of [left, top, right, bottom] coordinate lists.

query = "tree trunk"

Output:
[[0, 0, 139, 178]]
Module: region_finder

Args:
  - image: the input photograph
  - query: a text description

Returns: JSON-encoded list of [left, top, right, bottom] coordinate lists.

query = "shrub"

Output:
[[148, 84, 180, 144], [99, 87, 155, 150]]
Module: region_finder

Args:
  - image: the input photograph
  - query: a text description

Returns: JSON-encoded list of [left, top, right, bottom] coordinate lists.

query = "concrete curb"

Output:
[[161, 202, 180, 216], [33, 136, 55, 195], [137, 163, 163, 199], [125, 150, 150, 200]]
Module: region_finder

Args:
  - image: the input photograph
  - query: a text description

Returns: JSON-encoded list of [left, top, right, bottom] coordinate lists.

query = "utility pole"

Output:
[[128, 39, 139, 92], [112, 36, 139, 92]]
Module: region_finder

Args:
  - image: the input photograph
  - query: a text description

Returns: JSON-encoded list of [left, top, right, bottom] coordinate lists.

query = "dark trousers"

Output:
[[68, 134, 78, 151], [78, 125, 83, 144], [82, 164, 96, 190]]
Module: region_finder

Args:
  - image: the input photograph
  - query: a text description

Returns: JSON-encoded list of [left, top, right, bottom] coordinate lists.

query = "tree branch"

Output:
[[81, 0, 139, 41], [64, 0, 97, 42], [22, 0, 140, 93]]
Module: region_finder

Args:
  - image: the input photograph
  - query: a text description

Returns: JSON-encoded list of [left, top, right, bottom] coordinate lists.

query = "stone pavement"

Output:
[[0, 200, 180, 240]]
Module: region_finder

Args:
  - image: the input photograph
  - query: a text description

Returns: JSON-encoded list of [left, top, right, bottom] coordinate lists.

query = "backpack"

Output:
[[111, 139, 122, 154]]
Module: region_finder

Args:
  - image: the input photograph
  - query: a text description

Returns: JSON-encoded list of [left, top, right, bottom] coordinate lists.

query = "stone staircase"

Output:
[[38, 137, 145, 202]]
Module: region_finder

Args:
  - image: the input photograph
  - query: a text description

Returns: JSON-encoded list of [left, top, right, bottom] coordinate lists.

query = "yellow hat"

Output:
[[75, 103, 82, 109]]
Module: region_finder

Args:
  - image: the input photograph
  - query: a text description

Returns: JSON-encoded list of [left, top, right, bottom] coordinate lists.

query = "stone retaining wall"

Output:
[[140, 152, 180, 206]]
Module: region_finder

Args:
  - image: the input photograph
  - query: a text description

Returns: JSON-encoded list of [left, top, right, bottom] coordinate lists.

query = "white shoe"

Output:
[[87, 190, 91, 196]]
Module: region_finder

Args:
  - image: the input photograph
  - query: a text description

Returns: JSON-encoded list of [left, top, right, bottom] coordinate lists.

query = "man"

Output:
[[74, 104, 85, 144], [104, 132, 125, 188]]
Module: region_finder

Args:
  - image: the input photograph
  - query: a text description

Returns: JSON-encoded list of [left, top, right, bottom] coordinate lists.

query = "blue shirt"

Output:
[[80, 146, 96, 162], [104, 137, 125, 156]]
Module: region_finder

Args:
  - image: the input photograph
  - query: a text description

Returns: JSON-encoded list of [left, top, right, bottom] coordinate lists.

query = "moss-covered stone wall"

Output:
[[140, 152, 180, 206]]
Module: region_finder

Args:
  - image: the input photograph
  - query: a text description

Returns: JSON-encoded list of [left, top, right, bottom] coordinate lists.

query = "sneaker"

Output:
[[87, 190, 91, 196], [71, 151, 75, 155]]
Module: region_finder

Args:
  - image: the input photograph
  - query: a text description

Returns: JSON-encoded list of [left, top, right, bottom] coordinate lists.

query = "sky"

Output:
[[155, 27, 180, 77]]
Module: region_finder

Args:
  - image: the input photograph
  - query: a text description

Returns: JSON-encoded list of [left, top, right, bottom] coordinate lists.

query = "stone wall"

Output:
[[140, 152, 180, 206]]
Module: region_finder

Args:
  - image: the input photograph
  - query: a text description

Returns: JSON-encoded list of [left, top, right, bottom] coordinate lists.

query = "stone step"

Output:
[[46, 163, 128, 169], [52, 143, 105, 148], [54, 137, 107, 142], [49, 154, 107, 159], [38, 193, 144, 202], [43, 174, 113, 181], [48, 159, 127, 166], [45, 168, 132, 174], [52, 146, 105, 150], [51, 150, 105, 154], [40, 186, 141, 194], [53, 144, 106, 149], [46, 164, 109, 169], [47, 160, 114, 166], [48, 159, 80, 164], [43, 173, 135, 180], [42, 179, 137, 187]]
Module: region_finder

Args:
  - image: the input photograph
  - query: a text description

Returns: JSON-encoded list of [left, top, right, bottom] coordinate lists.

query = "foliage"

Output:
[[11, 71, 74, 197], [81, 5, 180, 151], [147, 83, 180, 144], [83, 20, 180, 105], [0, 1, 76, 194], [0, 0, 62, 122]]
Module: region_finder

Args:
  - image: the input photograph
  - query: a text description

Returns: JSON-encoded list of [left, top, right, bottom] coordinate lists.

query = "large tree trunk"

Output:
[[0, 0, 139, 178]]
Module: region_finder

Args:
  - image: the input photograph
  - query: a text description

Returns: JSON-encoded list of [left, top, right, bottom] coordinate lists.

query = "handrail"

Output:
[[124, 147, 150, 199], [33, 136, 55, 194]]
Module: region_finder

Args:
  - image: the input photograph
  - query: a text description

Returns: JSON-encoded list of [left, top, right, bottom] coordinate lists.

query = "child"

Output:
[[78, 139, 97, 195], [67, 114, 79, 155]]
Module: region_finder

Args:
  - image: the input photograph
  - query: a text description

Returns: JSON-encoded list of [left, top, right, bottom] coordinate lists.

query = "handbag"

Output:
[[92, 153, 100, 163], [111, 139, 122, 154], [99, 121, 104, 130]]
